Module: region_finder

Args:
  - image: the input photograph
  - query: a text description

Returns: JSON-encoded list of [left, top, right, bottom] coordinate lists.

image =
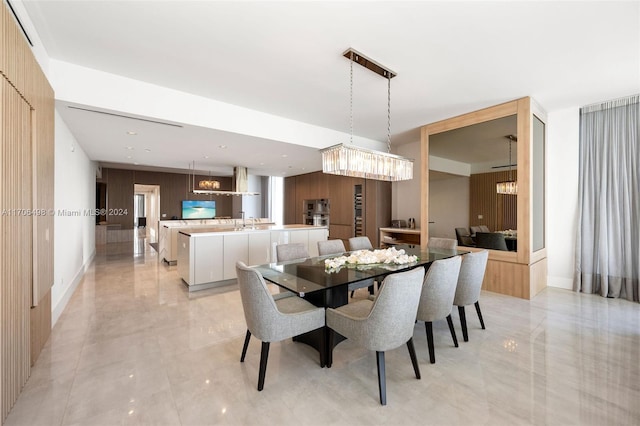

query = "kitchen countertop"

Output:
[[178, 224, 327, 237]]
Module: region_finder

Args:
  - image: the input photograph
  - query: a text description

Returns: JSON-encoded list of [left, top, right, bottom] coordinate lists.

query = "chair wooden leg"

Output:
[[406, 338, 421, 380], [475, 301, 486, 329], [446, 314, 458, 347], [257, 341, 270, 391], [376, 351, 387, 405], [425, 322, 435, 364], [350, 290, 355, 298], [458, 306, 469, 342], [240, 330, 251, 362]]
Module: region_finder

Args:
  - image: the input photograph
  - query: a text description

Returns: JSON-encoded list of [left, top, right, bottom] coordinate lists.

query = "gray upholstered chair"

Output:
[[427, 237, 458, 250], [454, 250, 489, 341], [274, 243, 309, 296], [475, 232, 508, 251], [346, 236, 376, 297], [455, 227, 475, 247], [348, 236, 374, 251], [416, 256, 462, 364], [275, 243, 309, 262], [317, 239, 346, 256], [470, 225, 490, 238], [236, 261, 326, 391], [326, 267, 425, 405]]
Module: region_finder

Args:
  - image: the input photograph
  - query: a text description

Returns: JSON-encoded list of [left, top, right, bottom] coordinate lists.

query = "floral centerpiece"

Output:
[[324, 246, 418, 271]]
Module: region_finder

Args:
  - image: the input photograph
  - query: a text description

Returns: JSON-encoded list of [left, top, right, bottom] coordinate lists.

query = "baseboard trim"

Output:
[[548, 276, 573, 290], [52, 249, 96, 326]]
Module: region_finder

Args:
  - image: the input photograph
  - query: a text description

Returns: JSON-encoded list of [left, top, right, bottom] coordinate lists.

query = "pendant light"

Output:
[[496, 135, 518, 195], [320, 48, 414, 182]]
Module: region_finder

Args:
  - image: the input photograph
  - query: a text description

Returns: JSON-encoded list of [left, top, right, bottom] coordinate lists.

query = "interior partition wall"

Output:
[[421, 97, 547, 299], [1, 3, 55, 423]]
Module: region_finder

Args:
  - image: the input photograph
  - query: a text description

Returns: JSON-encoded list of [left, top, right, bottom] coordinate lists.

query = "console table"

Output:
[[379, 227, 421, 247]]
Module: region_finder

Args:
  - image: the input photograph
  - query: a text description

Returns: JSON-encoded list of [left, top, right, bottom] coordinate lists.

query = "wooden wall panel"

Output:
[[283, 171, 390, 247], [1, 3, 55, 423], [100, 168, 234, 228], [283, 177, 297, 224], [0, 77, 32, 424], [469, 170, 518, 232]]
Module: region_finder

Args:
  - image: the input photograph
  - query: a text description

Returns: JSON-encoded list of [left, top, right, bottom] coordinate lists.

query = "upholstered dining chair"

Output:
[[453, 250, 489, 341], [416, 255, 462, 364], [275, 243, 309, 262], [348, 236, 374, 251], [326, 267, 425, 405], [346, 236, 376, 297], [274, 243, 310, 297], [236, 261, 326, 391], [470, 225, 490, 238], [455, 227, 475, 247], [475, 232, 508, 251], [317, 239, 347, 256], [427, 237, 458, 250]]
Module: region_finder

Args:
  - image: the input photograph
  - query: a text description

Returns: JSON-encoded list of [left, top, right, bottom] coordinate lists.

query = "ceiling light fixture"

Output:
[[320, 48, 413, 182], [496, 135, 518, 195], [189, 163, 259, 196]]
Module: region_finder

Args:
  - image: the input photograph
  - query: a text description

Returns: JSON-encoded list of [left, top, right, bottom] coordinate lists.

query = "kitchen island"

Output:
[[177, 224, 328, 291]]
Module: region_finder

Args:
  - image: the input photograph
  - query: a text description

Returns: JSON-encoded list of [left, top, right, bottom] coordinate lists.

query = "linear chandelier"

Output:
[[496, 135, 518, 195], [321, 48, 414, 182]]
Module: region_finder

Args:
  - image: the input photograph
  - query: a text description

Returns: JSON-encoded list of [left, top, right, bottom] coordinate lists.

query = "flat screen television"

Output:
[[182, 200, 216, 219]]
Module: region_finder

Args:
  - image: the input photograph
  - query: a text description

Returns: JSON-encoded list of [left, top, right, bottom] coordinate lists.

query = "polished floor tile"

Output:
[[5, 238, 640, 425]]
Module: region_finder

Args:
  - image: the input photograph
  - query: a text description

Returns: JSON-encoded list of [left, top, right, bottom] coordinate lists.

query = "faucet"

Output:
[[240, 211, 245, 229]]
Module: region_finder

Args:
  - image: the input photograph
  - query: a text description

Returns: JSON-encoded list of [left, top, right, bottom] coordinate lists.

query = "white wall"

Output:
[[429, 176, 471, 239], [546, 107, 580, 289], [52, 111, 97, 325]]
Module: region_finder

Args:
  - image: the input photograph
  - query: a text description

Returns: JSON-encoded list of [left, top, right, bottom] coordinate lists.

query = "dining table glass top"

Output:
[[251, 244, 468, 296]]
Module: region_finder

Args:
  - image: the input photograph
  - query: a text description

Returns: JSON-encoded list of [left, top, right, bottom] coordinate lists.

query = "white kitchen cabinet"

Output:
[[308, 228, 329, 257], [195, 235, 224, 284], [223, 233, 249, 280], [248, 232, 271, 266]]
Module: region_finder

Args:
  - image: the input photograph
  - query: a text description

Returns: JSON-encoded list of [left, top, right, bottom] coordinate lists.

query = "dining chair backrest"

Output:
[[317, 239, 346, 256], [417, 256, 462, 322], [348, 236, 373, 251], [427, 237, 457, 250], [455, 228, 474, 246], [235, 261, 282, 342], [275, 243, 309, 262], [475, 232, 508, 251], [454, 250, 489, 306], [352, 267, 425, 352]]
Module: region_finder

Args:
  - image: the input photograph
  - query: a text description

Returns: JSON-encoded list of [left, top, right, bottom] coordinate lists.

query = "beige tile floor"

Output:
[[5, 238, 640, 425]]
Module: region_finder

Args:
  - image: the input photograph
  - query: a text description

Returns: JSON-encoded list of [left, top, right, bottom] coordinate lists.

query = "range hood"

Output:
[[191, 166, 259, 196]]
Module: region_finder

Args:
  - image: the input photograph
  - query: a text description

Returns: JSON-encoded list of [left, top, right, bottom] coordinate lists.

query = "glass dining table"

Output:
[[251, 244, 467, 367]]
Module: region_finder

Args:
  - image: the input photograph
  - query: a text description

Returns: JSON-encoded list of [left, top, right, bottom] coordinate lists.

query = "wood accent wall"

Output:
[[469, 170, 517, 231], [1, 3, 55, 423], [99, 168, 234, 228], [284, 171, 391, 247]]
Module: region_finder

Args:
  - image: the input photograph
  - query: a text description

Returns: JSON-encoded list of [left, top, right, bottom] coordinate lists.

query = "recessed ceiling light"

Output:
[[125, 146, 134, 150], [259, 162, 265, 166], [126, 131, 137, 135], [203, 155, 210, 159], [281, 154, 288, 158], [144, 148, 151, 152], [127, 155, 132, 159], [134, 162, 139, 165], [218, 145, 227, 149]]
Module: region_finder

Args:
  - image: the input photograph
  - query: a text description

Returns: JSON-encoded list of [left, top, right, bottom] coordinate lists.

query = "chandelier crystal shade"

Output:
[[321, 48, 413, 182], [496, 135, 518, 195], [321, 143, 413, 181]]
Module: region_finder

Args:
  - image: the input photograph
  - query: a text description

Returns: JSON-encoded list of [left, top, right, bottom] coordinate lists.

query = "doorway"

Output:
[[134, 184, 161, 242]]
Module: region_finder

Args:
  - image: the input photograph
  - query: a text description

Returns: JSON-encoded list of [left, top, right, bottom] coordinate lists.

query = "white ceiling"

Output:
[[20, 0, 640, 177]]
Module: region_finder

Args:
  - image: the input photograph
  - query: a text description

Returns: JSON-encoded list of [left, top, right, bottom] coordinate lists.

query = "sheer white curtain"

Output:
[[574, 94, 639, 301]]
